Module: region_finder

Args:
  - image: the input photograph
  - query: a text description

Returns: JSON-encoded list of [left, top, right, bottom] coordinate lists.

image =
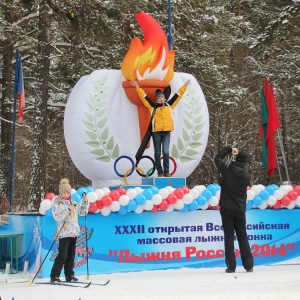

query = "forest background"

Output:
[[0, 0, 299, 212]]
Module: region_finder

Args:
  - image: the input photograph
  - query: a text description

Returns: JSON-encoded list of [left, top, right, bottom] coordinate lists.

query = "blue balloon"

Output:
[[271, 184, 279, 191], [201, 189, 212, 201], [196, 195, 207, 206], [180, 204, 189, 212], [252, 195, 262, 206], [135, 194, 147, 205], [215, 184, 221, 191], [142, 189, 154, 200], [118, 206, 128, 215], [85, 186, 94, 193], [46, 208, 53, 218], [246, 201, 253, 210], [259, 190, 270, 201], [149, 186, 159, 194], [207, 184, 217, 196], [127, 200, 138, 211], [77, 187, 87, 197], [71, 192, 81, 203], [188, 200, 198, 211], [265, 185, 275, 196]]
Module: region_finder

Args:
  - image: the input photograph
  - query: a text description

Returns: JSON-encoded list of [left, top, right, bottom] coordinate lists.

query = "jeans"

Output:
[[152, 131, 170, 175]]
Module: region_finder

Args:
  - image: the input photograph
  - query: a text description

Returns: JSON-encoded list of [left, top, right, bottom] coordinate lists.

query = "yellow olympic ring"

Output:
[[124, 167, 145, 185]]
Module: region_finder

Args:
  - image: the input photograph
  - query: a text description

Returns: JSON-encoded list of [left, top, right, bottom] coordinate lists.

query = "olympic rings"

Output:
[[124, 167, 145, 185], [114, 155, 134, 177], [135, 155, 156, 177], [160, 156, 177, 175]]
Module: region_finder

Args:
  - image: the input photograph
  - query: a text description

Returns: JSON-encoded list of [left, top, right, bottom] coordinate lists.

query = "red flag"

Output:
[[259, 77, 280, 177], [15, 50, 25, 122]]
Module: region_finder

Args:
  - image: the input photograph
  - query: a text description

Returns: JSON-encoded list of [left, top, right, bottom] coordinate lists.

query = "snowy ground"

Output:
[[0, 264, 299, 300]]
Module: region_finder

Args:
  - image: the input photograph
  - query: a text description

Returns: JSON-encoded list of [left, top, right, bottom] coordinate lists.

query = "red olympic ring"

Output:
[[160, 156, 177, 176]]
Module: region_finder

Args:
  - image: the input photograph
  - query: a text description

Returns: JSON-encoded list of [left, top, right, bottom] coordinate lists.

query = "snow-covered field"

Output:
[[0, 264, 299, 300]]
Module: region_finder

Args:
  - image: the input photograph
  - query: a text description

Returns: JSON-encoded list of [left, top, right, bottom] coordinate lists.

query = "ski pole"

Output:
[[83, 192, 90, 281], [28, 214, 68, 286]]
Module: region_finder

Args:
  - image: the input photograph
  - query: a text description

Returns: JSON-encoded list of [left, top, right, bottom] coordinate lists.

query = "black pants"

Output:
[[50, 237, 77, 278], [220, 208, 254, 271]]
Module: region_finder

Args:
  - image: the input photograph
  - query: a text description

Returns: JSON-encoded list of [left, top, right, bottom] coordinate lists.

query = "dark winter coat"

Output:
[[214, 146, 250, 213]]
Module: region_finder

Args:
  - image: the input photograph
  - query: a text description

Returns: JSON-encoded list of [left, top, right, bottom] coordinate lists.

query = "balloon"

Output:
[[252, 195, 262, 206], [189, 188, 200, 199], [193, 185, 206, 193], [89, 202, 98, 213], [149, 186, 159, 195], [180, 204, 189, 212], [259, 190, 270, 201], [119, 195, 130, 206], [215, 190, 221, 200], [45, 208, 53, 218], [142, 189, 154, 200], [279, 185, 289, 195], [196, 195, 207, 206], [77, 187, 87, 197], [71, 192, 81, 203], [246, 201, 253, 210], [165, 186, 174, 194], [96, 200, 104, 209], [287, 201, 296, 209], [208, 196, 219, 207], [38, 207, 46, 215], [158, 188, 169, 199], [174, 188, 184, 199], [134, 187, 143, 195], [273, 189, 284, 200], [134, 205, 144, 214], [45, 193, 55, 200], [280, 196, 291, 207], [265, 185, 275, 195], [151, 205, 159, 213], [247, 190, 255, 201], [85, 186, 94, 193], [251, 185, 261, 195], [152, 194, 162, 205], [188, 200, 198, 211], [258, 201, 268, 210], [117, 187, 127, 196], [126, 188, 137, 200], [272, 201, 281, 210], [166, 194, 177, 204], [266, 195, 277, 206], [40, 199, 52, 211], [295, 196, 300, 206], [159, 200, 169, 210], [118, 205, 128, 215], [102, 196, 113, 207], [143, 200, 154, 211], [287, 190, 297, 201], [94, 188, 104, 200], [181, 186, 190, 194], [135, 194, 147, 205], [110, 201, 120, 212], [293, 185, 300, 196], [109, 190, 120, 201], [101, 206, 111, 216], [102, 187, 111, 195], [206, 184, 217, 196], [166, 204, 175, 212], [199, 202, 209, 210], [201, 189, 212, 201], [174, 199, 184, 210], [182, 193, 193, 204], [71, 188, 77, 195], [128, 200, 138, 211], [87, 192, 97, 203]]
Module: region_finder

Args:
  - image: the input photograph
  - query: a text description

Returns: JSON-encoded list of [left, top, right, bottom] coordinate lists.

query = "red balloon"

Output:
[[45, 193, 55, 200], [281, 196, 291, 206], [181, 186, 190, 194], [287, 190, 297, 201], [117, 187, 127, 196], [293, 185, 300, 196], [174, 189, 184, 199], [159, 200, 169, 211], [102, 196, 113, 207], [151, 205, 159, 213], [215, 204, 220, 210], [109, 190, 120, 201], [96, 199, 104, 209], [167, 194, 177, 204], [247, 186, 251, 190], [272, 201, 281, 210], [89, 202, 98, 213]]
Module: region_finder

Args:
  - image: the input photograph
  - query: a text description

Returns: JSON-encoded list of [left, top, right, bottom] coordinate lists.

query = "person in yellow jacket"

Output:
[[131, 79, 190, 177]]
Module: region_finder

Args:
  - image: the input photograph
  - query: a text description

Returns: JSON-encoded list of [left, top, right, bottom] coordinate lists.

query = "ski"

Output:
[[74, 279, 110, 286], [34, 281, 91, 288]]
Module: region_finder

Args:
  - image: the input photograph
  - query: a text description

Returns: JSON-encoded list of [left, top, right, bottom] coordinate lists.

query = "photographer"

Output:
[[214, 146, 254, 273]]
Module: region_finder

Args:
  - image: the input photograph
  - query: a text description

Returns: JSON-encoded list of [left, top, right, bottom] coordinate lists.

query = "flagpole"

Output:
[[167, 0, 172, 50], [275, 147, 283, 185], [276, 129, 290, 184], [9, 49, 19, 211]]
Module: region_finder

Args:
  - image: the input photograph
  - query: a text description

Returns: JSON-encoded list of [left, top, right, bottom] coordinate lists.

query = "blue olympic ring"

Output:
[[114, 155, 134, 177]]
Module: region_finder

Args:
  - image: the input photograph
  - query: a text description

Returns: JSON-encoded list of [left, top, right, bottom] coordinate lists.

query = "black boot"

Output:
[[50, 277, 61, 283], [65, 275, 79, 282]]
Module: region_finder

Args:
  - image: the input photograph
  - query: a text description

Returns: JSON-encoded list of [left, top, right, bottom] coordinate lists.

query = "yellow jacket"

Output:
[[136, 85, 187, 132]]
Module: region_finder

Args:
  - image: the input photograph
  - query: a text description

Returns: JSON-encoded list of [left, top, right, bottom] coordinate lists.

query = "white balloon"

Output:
[[143, 200, 154, 211], [152, 194, 162, 205], [295, 196, 300, 206], [258, 201, 268, 210], [71, 188, 77, 195], [182, 194, 193, 204], [87, 192, 97, 203], [266, 195, 277, 206], [101, 206, 111, 216], [166, 204, 175, 212], [208, 196, 219, 207], [279, 185, 289, 195], [174, 199, 185, 210], [119, 195, 130, 206], [126, 188, 137, 200], [158, 188, 169, 199], [247, 190, 255, 201], [199, 202, 209, 210], [189, 188, 200, 200], [134, 187, 143, 195], [110, 201, 120, 212], [193, 185, 206, 193], [257, 184, 265, 192], [287, 201, 296, 209], [102, 187, 111, 195], [134, 205, 144, 214], [94, 188, 104, 200], [40, 199, 52, 211], [39, 207, 46, 215], [215, 190, 221, 200], [165, 186, 174, 194], [251, 185, 261, 195], [274, 189, 284, 200]]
